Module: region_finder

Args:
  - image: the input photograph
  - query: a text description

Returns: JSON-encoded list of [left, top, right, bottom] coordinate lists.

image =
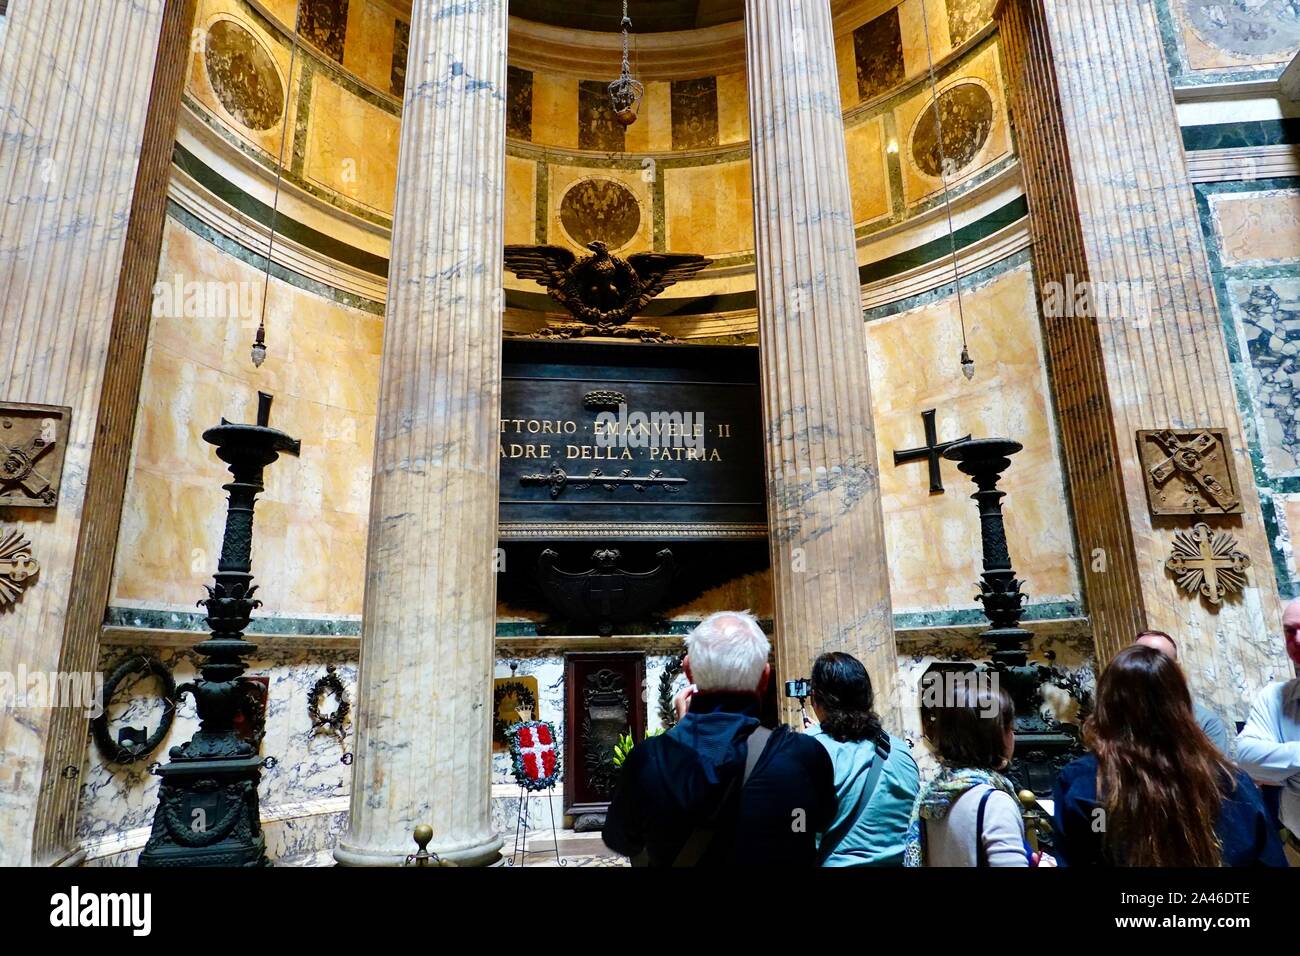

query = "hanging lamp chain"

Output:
[[251, 0, 304, 367], [918, 0, 974, 380]]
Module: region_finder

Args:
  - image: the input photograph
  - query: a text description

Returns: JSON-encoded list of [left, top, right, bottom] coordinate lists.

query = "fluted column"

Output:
[[997, 0, 1291, 724], [0, 0, 173, 866], [745, 0, 899, 727], [336, 0, 508, 867]]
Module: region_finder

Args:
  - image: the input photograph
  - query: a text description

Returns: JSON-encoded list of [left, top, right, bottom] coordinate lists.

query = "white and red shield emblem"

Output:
[[507, 720, 561, 791]]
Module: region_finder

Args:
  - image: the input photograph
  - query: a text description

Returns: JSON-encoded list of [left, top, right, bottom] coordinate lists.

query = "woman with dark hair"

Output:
[[904, 677, 1032, 867], [807, 652, 920, 866], [1053, 644, 1286, 867]]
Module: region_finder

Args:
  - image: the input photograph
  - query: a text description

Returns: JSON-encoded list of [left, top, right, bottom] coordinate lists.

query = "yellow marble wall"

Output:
[[342, 0, 401, 92], [894, 43, 1011, 206], [663, 161, 755, 256], [867, 261, 1080, 612], [112, 221, 381, 618], [845, 115, 892, 226], [303, 73, 400, 216], [190, 0, 302, 158], [1213, 190, 1300, 266]]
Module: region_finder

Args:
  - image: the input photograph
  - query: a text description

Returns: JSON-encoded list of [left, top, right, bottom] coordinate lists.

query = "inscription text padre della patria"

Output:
[[497, 341, 766, 541]]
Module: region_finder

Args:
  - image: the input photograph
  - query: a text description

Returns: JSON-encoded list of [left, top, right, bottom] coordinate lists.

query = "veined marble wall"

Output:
[[1199, 178, 1300, 600]]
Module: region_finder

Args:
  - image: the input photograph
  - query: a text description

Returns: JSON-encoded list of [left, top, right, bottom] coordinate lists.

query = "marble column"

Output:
[[335, 0, 508, 867], [0, 0, 173, 866], [744, 0, 900, 728], [997, 0, 1292, 724]]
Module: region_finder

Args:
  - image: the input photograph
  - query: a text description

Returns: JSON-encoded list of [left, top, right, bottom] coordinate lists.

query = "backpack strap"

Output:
[[672, 726, 770, 867], [974, 787, 995, 869], [817, 733, 892, 864]]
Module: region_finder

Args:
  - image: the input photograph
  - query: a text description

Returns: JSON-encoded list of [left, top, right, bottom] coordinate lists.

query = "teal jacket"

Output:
[[807, 727, 920, 867]]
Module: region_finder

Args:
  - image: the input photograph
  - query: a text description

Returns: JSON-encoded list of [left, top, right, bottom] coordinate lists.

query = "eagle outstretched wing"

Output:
[[503, 245, 576, 288], [627, 253, 711, 310]]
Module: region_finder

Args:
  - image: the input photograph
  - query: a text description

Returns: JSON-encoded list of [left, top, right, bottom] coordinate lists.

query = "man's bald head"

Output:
[[1284, 597, 1300, 667]]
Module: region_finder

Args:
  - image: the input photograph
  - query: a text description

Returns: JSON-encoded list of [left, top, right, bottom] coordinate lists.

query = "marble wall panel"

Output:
[[866, 258, 1081, 614], [303, 72, 400, 216], [298, 0, 348, 62], [546, 164, 655, 253], [715, 70, 750, 145], [1174, 0, 1300, 72], [390, 16, 408, 96], [532, 72, 579, 149], [505, 154, 539, 245], [1213, 189, 1300, 266], [854, 6, 907, 102], [945, 0, 998, 49], [1228, 276, 1300, 476], [578, 78, 626, 152], [76, 642, 359, 863], [846, 115, 892, 226], [507, 65, 534, 141], [112, 220, 381, 619], [663, 160, 756, 256], [341, 0, 398, 92], [622, 80, 674, 153], [898, 0, 954, 78], [671, 76, 720, 150], [895, 43, 1010, 206], [190, 0, 299, 157]]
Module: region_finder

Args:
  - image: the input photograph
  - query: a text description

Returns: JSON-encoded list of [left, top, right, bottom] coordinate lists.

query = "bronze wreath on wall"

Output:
[[308, 665, 350, 737], [494, 679, 538, 748], [91, 654, 177, 764]]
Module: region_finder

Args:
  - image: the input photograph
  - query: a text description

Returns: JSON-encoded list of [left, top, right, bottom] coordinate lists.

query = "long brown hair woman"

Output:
[[1051, 644, 1286, 867]]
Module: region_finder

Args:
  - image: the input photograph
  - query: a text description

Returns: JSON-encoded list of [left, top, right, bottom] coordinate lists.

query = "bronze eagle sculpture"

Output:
[[504, 241, 710, 328]]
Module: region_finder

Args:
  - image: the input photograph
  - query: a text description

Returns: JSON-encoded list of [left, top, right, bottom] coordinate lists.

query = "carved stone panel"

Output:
[[0, 402, 71, 508], [1136, 428, 1243, 516], [563, 652, 645, 830]]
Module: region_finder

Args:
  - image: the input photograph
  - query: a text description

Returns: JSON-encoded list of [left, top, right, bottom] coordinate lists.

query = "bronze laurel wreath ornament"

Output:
[[308, 665, 350, 737]]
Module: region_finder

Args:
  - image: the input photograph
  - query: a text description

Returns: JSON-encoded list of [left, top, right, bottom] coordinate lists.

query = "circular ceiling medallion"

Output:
[[559, 179, 642, 250], [911, 82, 995, 180], [204, 19, 285, 132], [1185, 0, 1300, 57]]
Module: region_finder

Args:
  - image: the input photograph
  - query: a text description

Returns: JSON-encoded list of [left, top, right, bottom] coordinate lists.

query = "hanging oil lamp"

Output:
[[607, 0, 643, 126]]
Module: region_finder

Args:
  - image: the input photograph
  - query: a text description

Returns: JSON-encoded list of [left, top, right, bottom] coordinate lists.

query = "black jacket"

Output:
[[602, 692, 835, 866], [1052, 753, 1289, 867]]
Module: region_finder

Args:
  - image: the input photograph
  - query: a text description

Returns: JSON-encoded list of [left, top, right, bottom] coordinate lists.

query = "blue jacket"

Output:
[[807, 727, 919, 866], [602, 692, 835, 866], [1051, 754, 1288, 867]]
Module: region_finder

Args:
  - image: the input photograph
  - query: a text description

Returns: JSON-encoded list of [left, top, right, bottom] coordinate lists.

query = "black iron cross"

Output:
[[893, 408, 970, 494]]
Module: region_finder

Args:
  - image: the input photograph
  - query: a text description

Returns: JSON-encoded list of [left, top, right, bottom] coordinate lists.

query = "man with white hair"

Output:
[[1236, 596, 1300, 864], [602, 611, 835, 866]]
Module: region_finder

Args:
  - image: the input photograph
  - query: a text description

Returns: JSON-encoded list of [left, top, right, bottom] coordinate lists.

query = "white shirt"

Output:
[[1235, 678, 1300, 837]]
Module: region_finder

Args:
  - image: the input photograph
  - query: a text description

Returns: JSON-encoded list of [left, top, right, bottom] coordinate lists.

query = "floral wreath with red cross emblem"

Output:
[[506, 720, 562, 792]]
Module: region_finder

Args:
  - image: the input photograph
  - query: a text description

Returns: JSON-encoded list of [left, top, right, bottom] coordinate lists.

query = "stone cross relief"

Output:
[[1165, 522, 1251, 607], [1138, 428, 1242, 516], [0, 405, 70, 508]]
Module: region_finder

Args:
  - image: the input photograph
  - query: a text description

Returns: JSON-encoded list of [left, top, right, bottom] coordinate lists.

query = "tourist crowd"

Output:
[[602, 598, 1300, 867]]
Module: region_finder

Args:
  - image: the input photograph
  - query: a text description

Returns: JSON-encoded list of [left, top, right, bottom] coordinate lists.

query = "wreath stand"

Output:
[[504, 719, 566, 867], [510, 784, 564, 867]]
